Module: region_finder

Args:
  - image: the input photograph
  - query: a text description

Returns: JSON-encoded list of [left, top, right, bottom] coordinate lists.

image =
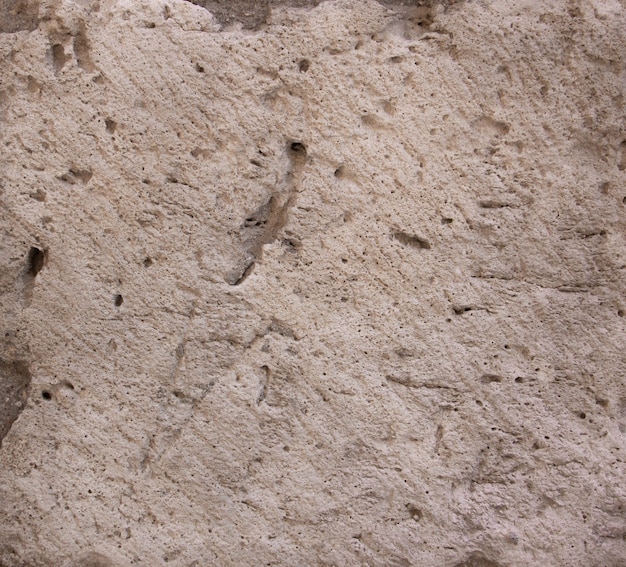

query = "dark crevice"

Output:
[[27, 246, 47, 277]]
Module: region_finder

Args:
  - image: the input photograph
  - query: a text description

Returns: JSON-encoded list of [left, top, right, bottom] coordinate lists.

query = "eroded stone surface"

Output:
[[0, 359, 31, 445], [0, 0, 39, 33], [1, 0, 625, 565]]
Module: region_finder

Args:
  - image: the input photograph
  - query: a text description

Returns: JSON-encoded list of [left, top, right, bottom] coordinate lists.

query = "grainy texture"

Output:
[[0, 0, 39, 32], [1, 0, 625, 565]]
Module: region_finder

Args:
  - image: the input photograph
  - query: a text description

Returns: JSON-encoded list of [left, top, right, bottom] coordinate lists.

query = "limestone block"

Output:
[[0, 0, 625, 565]]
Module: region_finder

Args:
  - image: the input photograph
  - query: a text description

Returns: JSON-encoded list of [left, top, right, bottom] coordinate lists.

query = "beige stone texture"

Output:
[[1, 0, 625, 565]]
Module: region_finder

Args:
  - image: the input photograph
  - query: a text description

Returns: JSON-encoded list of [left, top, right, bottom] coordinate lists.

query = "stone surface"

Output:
[[0, 0, 625, 565], [0, 0, 39, 33]]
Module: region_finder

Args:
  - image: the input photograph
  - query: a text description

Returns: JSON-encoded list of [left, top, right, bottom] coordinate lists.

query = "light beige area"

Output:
[[1, 0, 625, 565]]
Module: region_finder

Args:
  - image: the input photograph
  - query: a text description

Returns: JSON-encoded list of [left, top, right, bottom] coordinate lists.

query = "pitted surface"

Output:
[[0, 0, 625, 565]]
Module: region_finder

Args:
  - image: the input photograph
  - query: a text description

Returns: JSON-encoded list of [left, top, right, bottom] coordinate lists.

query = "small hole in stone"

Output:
[[105, 118, 117, 134], [28, 247, 46, 277], [579, 412, 586, 419], [29, 189, 47, 202], [298, 59, 310, 72], [618, 310, 624, 317], [195, 63, 205, 73], [42, 391, 52, 400], [114, 294, 123, 307], [481, 374, 502, 383], [515, 377, 524, 383], [143, 257, 153, 267], [623, 196, 626, 204], [290, 142, 306, 154], [441, 217, 453, 224], [453, 306, 472, 315], [405, 503, 422, 521]]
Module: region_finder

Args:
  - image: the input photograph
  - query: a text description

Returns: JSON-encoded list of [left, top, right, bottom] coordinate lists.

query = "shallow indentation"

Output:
[[73, 25, 96, 72], [58, 167, 93, 185], [453, 306, 472, 315], [0, 359, 31, 444], [393, 230, 430, 250], [453, 552, 503, 567], [405, 503, 422, 521], [51, 43, 69, 74], [105, 118, 117, 134], [481, 374, 503, 383], [617, 140, 626, 171]]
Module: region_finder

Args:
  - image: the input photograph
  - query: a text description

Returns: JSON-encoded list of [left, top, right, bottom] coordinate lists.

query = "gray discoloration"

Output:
[[187, 0, 322, 29], [186, 0, 456, 30]]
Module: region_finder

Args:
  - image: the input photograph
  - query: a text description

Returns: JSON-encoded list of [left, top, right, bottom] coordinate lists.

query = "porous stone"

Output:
[[0, 0, 625, 565]]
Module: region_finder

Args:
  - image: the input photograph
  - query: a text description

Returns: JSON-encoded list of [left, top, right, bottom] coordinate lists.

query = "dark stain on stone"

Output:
[[185, 0, 320, 29], [186, 0, 460, 29]]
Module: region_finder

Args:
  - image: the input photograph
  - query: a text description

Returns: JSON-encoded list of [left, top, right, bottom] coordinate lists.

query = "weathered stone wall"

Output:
[[1, 0, 625, 565]]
